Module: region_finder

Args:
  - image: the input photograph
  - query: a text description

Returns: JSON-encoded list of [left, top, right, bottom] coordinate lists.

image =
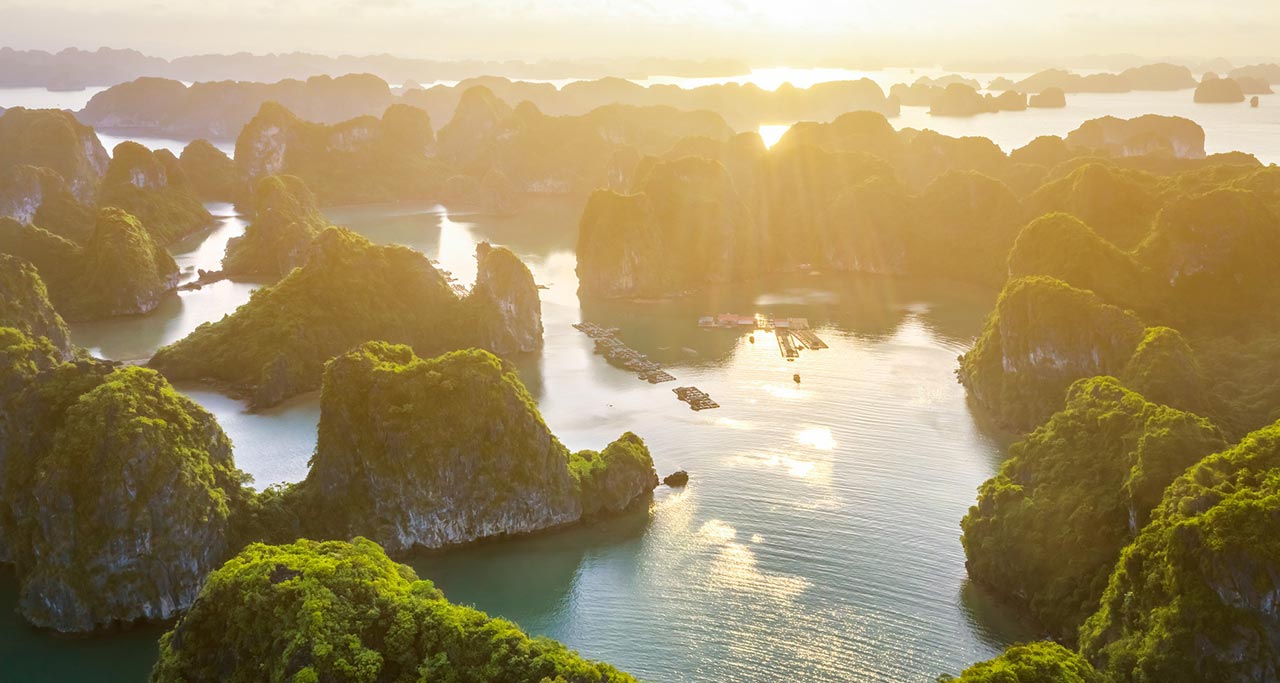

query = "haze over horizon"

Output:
[[3, 0, 1279, 68]]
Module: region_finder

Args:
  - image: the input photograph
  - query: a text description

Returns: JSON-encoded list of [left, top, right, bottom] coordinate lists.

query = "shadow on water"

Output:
[[0, 566, 164, 683], [407, 501, 655, 636], [958, 579, 1047, 652]]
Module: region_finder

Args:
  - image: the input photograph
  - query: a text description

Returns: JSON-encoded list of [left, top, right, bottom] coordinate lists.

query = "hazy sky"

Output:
[[2, 0, 1278, 65]]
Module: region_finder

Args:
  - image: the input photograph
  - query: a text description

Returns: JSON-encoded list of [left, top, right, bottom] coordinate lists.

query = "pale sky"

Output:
[[2, 0, 1278, 65]]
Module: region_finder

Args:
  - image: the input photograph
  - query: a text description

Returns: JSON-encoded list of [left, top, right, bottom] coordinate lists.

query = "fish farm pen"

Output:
[[673, 386, 720, 411], [573, 323, 677, 384], [698, 314, 829, 360]]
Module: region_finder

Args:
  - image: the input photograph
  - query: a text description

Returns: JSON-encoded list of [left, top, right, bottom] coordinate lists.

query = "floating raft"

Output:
[[673, 386, 719, 411], [700, 314, 828, 359], [573, 323, 677, 384]]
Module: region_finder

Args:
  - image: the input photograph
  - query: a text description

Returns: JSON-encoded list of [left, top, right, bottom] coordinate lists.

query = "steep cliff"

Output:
[[234, 101, 448, 204], [151, 228, 540, 408], [576, 155, 756, 298], [571, 431, 661, 518], [1065, 115, 1206, 159], [962, 377, 1226, 639], [436, 86, 737, 196], [3, 365, 251, 633], [958, 276, 1146, 430], [908, 170, 1027, 285], [295, 344, 655, 553], [0, 253, 74, 358], [1121, 326, 1208, 415], [0, 107, 110, 204], [1194, 77, 1247, 103], [0, 165, 94, 243], [1027, 163, 1164, 249], [97, 141, 212, 243], [1136, 188, 1280, 323], [467, 242, 543, 354], [221, 175, 326, 277], [58, 208, 179, 320], [1080, 420, 1280, 683], [0, 327, 66, 562], [178, 139, 238, 201], [151, 538, 638, 683], [1006, 213, 1150, 310]]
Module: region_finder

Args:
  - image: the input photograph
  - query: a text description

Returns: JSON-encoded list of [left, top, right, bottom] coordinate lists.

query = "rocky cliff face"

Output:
[[0, 254, 74, 359], [234, 102, 447, 204], [469, 242, 543, 354], [958, 276, 1146, 431], [1080, 420, 1280, 683], [221, 174, 327, 277], [2, 364, 250, 633], [0, 107, 109, 204], [98, 141, 212, 243], [1065, 115, 1207, 159], [60, 208, 179, 320], [571, 431, 661, 517], [0, 165, 94, 242], [0, 328, 66, 563], [1136, 188, 1280, 322], [302, 344, 581, 553], [961, 377, 1225, 639], [177, 140, 237, 202], [576, 156, 755, 299], [298, 343, 655, 553], [150, 227, 474, 408]]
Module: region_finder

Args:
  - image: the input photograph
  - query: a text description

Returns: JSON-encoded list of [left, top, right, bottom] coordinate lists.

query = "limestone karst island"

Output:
[[2, 1, 1280, 682]]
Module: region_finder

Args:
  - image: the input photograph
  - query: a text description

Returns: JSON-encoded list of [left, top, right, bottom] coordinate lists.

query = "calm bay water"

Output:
[[1, 194, 1032, 682], [5, 74, 1266, 681]]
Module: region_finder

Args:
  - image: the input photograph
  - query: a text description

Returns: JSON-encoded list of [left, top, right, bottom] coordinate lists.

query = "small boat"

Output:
[[793, 373, 801, 384], [749, 335, 755, 344]]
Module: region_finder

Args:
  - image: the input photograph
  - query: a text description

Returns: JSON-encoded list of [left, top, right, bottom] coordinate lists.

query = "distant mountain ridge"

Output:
[[0, 46, 749, 89]]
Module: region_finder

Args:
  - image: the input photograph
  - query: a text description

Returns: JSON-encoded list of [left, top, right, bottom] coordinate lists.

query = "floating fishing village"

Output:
[[573, 314, 828, 411]]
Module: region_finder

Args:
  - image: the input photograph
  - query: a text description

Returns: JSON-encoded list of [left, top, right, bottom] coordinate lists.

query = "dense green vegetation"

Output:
[[958, 276, 1145, 431], [962, 377, 1226, 639], [1079, 420, 1280, 682], [235, 102, 451, 205], [577, 155, 757, 298], [0, 107, 109, 204], [0, 253, 73, 357], [59, 207, 179, 319], [150, 227, 470, 407], [1006, 213, 1149, 310], [4, 365, 252, 632], [222, 174, 327, 276], [178, 139, 238, 201], [0, 164, 95, 242], [151, 538, 638, 683], [1027, 163, 1163, 249], [938, 642, 1103, 683], [289, 343, 655, 552], [97, 141, 212, 243]]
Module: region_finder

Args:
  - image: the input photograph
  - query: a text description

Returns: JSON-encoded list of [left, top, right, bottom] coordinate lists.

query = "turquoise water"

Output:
[[1, 195, 1035, 682]]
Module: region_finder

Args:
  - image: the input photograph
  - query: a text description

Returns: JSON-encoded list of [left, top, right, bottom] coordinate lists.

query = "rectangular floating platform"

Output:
[[673, 386, 720, 411], [776, 330, 800, 360], [574, 322, 679, 385], [792, 328, 828, 350]]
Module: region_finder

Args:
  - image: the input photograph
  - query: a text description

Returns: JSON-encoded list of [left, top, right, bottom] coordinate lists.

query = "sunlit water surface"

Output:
[[0, 72, 1271, 682], [1, 192, 1036, 682]]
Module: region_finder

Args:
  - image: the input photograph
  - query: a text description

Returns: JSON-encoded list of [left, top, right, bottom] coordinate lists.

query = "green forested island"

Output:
[[2, 38, 1280, 683]]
